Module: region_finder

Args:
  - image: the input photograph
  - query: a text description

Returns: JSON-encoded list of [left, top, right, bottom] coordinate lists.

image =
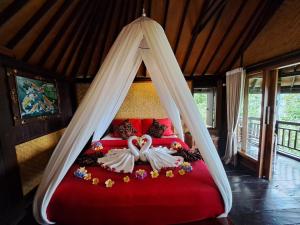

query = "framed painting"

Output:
[[7, 68, 60, 125]]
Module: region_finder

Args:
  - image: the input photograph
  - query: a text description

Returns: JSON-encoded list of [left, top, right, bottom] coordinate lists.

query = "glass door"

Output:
[[238, 72, 264, 162]]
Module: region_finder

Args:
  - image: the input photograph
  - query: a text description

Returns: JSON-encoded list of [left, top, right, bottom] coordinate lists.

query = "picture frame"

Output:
[[7, 68, 61, 125]]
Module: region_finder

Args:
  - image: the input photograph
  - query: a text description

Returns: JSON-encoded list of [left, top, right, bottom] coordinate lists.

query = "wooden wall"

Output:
[[0, 55, 73, 224]]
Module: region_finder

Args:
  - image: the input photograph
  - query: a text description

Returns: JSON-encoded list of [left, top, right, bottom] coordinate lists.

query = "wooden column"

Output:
[[261, 69, 278, 179]]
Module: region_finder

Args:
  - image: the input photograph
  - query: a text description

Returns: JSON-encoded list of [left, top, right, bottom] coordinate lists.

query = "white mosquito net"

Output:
[[33, 17, 232, 224]]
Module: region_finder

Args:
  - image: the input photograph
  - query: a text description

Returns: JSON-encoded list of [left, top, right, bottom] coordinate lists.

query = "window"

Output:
[[193, 87, 216, 128]]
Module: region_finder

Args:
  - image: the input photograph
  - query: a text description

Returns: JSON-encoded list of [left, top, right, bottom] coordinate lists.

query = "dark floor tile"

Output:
[[230, 208, 300, 225]]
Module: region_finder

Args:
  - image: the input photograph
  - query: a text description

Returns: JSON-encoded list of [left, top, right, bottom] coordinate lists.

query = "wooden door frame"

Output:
[[238, 71, 266, 175], [260, 69, 278, 179], [238, 69, 278, 179]]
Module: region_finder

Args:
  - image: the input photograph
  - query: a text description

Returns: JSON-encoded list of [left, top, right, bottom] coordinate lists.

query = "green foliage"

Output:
[[248, 93, 262, 118], [278, 94, 300, 122], [194, 93, 207, 123]]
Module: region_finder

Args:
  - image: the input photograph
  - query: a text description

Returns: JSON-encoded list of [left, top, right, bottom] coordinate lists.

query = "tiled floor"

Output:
[[228, 154, 300, 225]]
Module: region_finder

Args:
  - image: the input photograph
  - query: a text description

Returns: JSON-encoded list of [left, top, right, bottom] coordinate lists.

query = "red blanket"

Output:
[[47, 138, 224, 225]]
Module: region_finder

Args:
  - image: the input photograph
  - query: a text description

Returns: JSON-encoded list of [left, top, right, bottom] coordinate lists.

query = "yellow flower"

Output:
[[166, 170, 174, 178], [92, 178, 99, 185], [181, 162, 191, 167], [123, 176, 130, 183], [79, 167, 87, 174], [105, 179, 115, 188], [84, 173, 92, 180], [150, 170, 159, 178], [178, 169, 186, 176]]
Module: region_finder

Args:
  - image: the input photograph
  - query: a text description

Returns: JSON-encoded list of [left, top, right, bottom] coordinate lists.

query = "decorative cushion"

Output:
[[141, 119, 154, 135], [142, 118, 174, 136], [112, 119, 142, 137], [157, 118, 173, 136], [113, 120, 137, 139], [147, 119, 167, 138]]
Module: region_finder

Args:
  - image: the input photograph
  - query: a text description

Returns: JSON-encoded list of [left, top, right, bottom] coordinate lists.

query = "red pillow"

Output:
[[157, 118, 174, 136], [141, 119, 154, 135], [142, 118, 174, 136], [112, 119, 142, 137]]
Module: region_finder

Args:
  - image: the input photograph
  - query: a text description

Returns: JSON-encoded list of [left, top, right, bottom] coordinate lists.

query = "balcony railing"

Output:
[[238, 117, 300, 159], [275, 120, 300, 157]]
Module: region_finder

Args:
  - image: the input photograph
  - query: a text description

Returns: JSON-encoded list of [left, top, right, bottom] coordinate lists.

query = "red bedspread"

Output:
[[47, 138, 224, 225]]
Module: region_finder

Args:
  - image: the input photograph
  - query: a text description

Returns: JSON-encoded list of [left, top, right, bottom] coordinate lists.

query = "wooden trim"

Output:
[[0, 46, 15, 58], [238, 151, 257, 172], [256, 70, 269, 178], [74, 75, 196, 83], [246, 49, 300, 72]]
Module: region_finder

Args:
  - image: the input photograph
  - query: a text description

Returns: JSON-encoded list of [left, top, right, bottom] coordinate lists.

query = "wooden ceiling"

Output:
[[0, 0, 283, 80]]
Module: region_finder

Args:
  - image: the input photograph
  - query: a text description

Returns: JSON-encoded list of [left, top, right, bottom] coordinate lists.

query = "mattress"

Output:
[[47, 138, 224, 225]]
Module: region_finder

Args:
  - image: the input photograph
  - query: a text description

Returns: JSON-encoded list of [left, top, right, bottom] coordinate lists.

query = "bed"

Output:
[[47, 137, 224, 225]]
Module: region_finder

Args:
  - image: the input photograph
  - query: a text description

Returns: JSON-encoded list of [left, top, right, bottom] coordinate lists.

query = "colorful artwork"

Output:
[[15, 76, 59, 119]]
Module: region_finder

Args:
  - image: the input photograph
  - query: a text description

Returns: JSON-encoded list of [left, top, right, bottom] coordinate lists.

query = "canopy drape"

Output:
[[223, 68, 245, 165], [33, 17, 232, 224]]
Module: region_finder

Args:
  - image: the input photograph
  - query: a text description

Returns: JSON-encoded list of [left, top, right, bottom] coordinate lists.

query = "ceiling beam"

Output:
[[58, 2, 96, 74], [0, 0, 28, 27], [215, 0, 265, 74], [80, 1, 110, 77], [50, 1, 90, 72], [190, 4, 226, 76], [65, 2, 100, 77], [130, 0, 138, 21], [100, 0, 123, 64], [174, 0, 191, 54], [201, 0, 247, 76], [181, 0, 224, 72], [192, 0, 226, 35], [69, 2, 102, 76], [6, 1, 56, 49], [93, 0, 116, 75], [162, 0, 169, 30], [38, 1, 82, 66], [22, 1, 72, 62], [227, 0, 283, 70], [146, 0, 152, 17], [89, 1, 115, 75]]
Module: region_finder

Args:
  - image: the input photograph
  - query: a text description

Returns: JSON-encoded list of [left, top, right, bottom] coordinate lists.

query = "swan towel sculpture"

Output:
[[97, 135, 184, 173]]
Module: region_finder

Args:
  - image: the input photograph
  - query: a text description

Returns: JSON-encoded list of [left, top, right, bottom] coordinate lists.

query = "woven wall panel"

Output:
[[243, 0, 300, 66], [16, 129, 65, 195], [75, 82, 168, 119]]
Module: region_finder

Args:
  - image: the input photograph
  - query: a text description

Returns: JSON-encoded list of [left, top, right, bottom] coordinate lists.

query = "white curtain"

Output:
[[33, 17, 232, 224], [223, 68, 245, 165]]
